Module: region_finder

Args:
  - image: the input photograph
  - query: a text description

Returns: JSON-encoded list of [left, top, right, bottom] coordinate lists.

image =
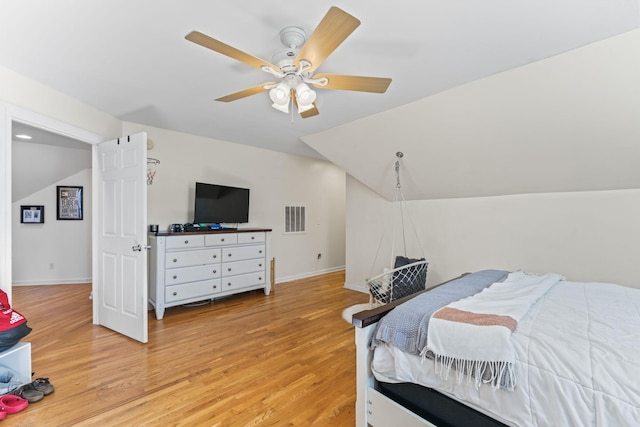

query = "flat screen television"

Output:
[[193, 182, 250, 224]]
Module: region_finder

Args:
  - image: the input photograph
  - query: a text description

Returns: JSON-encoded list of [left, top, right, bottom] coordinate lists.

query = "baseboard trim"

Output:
[[12, 278, 91, 286], [277, 266, 345, 284], [344, 282, 368, 294]]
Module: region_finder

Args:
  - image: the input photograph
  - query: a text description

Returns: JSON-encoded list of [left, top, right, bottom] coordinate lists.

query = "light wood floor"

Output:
[[9, 271, 368, 426]]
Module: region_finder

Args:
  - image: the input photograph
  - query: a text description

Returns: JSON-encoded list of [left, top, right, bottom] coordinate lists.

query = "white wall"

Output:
[[304, 28, 640, 203], [1, 64, 346, 295], [346, 176, 640, 291], [123, 122, 346, 281], [12, 139, 91, 202], [0, 66, 123, 138], [12, 169, 92, 285], [12, 139, 92, 285], [0, 65, 119, 296]]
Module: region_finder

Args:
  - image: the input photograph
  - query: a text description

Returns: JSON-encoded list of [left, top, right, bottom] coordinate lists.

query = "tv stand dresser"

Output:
[[148, 228, 271, 320]]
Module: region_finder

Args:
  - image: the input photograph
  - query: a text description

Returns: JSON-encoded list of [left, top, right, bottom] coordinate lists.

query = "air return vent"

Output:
[[284, 205, 306, 234]]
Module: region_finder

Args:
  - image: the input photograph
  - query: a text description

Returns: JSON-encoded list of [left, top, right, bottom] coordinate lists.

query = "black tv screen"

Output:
[[193, 182, 250, 224]]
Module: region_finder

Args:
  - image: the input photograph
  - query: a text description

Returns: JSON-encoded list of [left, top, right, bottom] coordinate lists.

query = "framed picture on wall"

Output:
[[57, 186, 83, 220], [20, 205, 45, 224]]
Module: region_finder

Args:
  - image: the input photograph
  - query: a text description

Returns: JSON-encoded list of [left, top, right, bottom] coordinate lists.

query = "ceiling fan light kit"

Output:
[[185, 7, 392, 118], [295, 83, 316, 106], [271, 101, 290, 114], [269, 83, 291, 113]]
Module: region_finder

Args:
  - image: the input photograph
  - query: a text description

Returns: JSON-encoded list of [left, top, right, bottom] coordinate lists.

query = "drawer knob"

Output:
[[228, 254, 232, 257], [251, 236, 255, 240], [213, 269, 217, 274], [184, 240, 189, 244], [259, 263, 262, 267], [228, 268, 232, 272], [227, 283, 232, 286], [213, 254, 217, 259], [221, 238, 225, 242], [259, 277, 262, 281], [213, 285, 217, 289], [173, 275, 177, 279], [259, 250, 263, 254], [173, 258, 177, 263], [173, 291, 177, 296]]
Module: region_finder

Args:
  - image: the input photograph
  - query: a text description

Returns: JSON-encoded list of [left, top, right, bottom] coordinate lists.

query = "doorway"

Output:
[[2, 106, 149, 343], [11, 121, 92, 288], [0, 105, 101, 303]]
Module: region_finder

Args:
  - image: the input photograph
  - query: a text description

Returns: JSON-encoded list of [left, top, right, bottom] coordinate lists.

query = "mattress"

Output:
[[371, 276, 640, 426]]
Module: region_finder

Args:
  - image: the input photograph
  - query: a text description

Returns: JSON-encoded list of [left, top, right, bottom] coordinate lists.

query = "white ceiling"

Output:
[[1, 0, 639, 160], [11, 122, 90, 150]]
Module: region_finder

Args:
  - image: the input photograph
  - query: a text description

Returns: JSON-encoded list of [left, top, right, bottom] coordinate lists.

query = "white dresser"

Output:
[[148, 228, 271, 320]]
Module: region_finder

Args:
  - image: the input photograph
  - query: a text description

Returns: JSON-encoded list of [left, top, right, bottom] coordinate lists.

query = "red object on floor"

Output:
[[0, 394, 29, 414]]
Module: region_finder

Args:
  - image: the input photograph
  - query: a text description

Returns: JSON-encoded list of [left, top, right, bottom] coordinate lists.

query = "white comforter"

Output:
[[372, 277, 640, 426]]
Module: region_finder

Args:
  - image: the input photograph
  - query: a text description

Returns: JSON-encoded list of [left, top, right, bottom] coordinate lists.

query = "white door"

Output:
[[95, 132, 148, 343]]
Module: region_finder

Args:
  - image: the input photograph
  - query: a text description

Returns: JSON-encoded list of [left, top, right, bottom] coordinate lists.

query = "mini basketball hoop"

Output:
[[147, 158, 160, 185]]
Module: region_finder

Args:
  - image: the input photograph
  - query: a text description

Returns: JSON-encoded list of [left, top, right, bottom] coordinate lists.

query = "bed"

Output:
[[351, 270, 640, 427]]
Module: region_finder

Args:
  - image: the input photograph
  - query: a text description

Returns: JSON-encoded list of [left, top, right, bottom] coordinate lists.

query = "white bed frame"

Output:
[[352, 274, 473, 427], [354, 320, 436, 427]]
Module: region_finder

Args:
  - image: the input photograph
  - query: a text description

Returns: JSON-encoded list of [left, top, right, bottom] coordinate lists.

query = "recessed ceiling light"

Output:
[[15, 134, 32, 140]]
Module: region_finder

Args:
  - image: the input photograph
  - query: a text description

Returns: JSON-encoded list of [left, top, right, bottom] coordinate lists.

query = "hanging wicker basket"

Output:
[[366, 259, 428, 305]]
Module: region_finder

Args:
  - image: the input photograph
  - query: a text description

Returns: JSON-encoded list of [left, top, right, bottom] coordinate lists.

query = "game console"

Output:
[[183, 223, 201, 232]]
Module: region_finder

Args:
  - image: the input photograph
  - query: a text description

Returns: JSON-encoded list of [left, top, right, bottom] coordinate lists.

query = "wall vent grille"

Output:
[[284, 205, 306, 234]]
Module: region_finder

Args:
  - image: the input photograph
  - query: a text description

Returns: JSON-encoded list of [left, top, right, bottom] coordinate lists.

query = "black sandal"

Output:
[[32, 378, 54, 396], [10, 383, 43, 403]]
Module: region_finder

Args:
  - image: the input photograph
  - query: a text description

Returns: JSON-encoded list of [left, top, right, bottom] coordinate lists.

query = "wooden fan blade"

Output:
[[295, 7, 360, 73], [300, 104, 319, 118], [215, 82, 276, 102], [312, 74, 392, 93], [186, 31, 279, 71]]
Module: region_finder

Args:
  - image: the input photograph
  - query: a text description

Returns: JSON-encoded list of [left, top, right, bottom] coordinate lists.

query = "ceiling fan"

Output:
[[185, 6, 392, 118]]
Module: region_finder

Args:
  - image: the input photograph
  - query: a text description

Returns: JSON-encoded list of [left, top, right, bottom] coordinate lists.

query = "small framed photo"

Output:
[[20, 205, 45, 224], [57, 186, 83, 220]]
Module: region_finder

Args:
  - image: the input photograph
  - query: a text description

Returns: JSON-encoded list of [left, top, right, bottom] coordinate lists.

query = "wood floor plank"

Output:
[[8, 271, 368, 426]]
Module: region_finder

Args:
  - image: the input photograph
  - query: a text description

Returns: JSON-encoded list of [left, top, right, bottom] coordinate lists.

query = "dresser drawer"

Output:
[[205, 233, 238, 246], [238, 232, 265, 244], [220, 271, 265, 292], [165, 248, 221, 269], [166, 235, 205, 249], [165, 279, 221, 303], [165, 264, 221, 285], [222, 244, 265, 262], [221, 258, 266, 277]]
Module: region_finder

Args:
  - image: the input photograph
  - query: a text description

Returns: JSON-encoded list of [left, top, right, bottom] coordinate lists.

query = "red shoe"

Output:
[[0, 394, 28, 414]]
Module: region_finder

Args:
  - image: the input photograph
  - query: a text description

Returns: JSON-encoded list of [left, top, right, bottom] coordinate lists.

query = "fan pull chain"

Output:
[[290, 97, 295, 124]]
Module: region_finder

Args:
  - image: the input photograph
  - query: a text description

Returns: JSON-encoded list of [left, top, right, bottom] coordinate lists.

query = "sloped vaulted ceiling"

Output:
[[0, 1, 639, 200], [303, 29, 640, 201], [0, 1, 638, 162]]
